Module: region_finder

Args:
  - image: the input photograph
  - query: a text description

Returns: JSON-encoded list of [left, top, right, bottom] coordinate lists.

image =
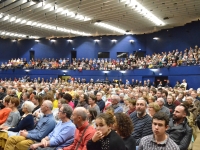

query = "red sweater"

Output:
[[63, 121, 95, 150], [0, 107, 12, 125]]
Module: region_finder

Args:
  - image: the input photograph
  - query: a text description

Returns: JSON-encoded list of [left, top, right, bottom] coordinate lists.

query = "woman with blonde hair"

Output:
[[148, 102, 161, 117]]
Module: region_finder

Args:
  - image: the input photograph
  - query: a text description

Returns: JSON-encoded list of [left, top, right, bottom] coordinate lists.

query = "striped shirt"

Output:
[[138, 134, 180, 150], [130, 111, 153, 145]]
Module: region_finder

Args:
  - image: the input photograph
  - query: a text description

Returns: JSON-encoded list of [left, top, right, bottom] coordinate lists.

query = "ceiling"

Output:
[[0, 0, 199, 39]]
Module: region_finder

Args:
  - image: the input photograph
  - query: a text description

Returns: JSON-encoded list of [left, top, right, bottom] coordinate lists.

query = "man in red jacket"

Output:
[[60, 107, 95, 150]]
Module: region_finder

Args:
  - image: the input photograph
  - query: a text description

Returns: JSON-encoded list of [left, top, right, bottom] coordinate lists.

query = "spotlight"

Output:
[[111, 39, 117, 43], [153, 37, 159, 40]]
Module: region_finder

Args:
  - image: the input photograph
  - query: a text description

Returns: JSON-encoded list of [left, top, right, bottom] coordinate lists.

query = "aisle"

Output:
[[193, 128, 200, 150]]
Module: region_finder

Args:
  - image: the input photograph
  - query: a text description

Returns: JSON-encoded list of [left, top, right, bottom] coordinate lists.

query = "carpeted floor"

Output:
[[193, 128, 200, 150]]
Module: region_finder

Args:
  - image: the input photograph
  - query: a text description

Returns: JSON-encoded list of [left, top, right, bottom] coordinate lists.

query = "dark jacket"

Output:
[[167, 118, 192, 150], [96, 99, 105, 112]]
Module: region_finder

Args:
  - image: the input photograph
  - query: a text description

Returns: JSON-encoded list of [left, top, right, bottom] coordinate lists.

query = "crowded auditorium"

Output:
[[0, 0, 200, 150]]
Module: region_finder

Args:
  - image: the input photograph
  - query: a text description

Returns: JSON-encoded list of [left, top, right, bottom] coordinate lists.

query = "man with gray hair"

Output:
[[4, 100, 56, 150], [109, 94, 123, 113], [156, 97, 170, 117], [30, 104, 76, 150], [130, 98, 153, 146]]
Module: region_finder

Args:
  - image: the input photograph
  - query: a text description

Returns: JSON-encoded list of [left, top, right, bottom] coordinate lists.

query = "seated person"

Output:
[[4, 100, 56, 150], [0, 96, 12, 125], [0, 101, 35, 148], [30, 104, 76, 150], [167, 104, 192, 150], [114, 113, 136, 150], [61, 107, 95, 150], [0, 97, 21, 128], [139, 112, 179, 149]]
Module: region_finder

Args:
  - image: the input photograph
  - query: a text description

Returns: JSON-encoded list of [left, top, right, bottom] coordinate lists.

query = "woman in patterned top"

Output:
[[87, 111, 126, 150]]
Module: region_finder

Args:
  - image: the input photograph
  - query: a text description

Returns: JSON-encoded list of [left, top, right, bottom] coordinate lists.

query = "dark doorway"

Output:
[[71, 51, 77, 63], [155, 76, 168, 87], [30, 51, 35, 60], [133, 51, 145, 59]]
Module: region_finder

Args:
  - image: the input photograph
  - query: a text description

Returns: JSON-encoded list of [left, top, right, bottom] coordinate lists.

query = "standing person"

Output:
[[114, 113, 136, 150], [130, 98, 153, 146], [87, 112, 126, 150], [138, 112, 179, 150]]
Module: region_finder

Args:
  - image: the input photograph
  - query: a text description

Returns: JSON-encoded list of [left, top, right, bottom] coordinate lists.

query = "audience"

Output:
[[4, 100, 56, 150], [30, 104, 76, 150], [1, 45, 200, 70], [0, 73, 199, 150]]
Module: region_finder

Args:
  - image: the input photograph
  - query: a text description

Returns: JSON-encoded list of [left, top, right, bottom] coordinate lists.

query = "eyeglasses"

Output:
[[59, 109, 65, 113]]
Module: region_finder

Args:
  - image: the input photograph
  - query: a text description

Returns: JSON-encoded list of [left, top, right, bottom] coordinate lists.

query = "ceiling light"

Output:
[[94, 39, 100, 42], [1, 12, 91, 36], [3, 15, 9, 21], [112, 39, 117, 43], [50, 39, 56, 42], [95, 22, 126, 34], [67, 39, 73, 42], [122, 0, 165, 26], [21, 20, 27, 24], [153, 37, 159, 40], [15, 18, 21, 23], [0, 13, 3, 18], [10, 17, 16, 22]]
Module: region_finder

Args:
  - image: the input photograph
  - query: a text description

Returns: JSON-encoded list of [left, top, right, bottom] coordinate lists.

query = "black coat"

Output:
[[167, 118, 192, 150]]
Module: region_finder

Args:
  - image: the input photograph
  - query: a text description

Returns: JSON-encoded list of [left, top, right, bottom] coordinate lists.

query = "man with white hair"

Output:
[[156, 97, 170, 117], [109, 94, 123, 113]]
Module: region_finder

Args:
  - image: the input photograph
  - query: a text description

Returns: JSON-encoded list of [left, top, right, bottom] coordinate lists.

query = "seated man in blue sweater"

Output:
[[4, 100, 56, 150], [29, 104, 76, 150]]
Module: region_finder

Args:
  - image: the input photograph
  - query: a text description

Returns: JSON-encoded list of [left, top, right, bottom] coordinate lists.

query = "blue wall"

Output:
[[0, 21, 200, 89], [0, 21, 198, 63], [0, 66, 200, 89]]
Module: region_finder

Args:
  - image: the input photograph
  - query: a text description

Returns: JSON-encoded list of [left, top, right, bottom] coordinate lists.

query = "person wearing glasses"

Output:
[[29, 104, 76, 150]]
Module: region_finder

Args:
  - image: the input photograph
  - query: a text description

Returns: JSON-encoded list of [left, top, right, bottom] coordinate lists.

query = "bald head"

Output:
[[74, 107, 88, 121], [43, 100, 53, 110]]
